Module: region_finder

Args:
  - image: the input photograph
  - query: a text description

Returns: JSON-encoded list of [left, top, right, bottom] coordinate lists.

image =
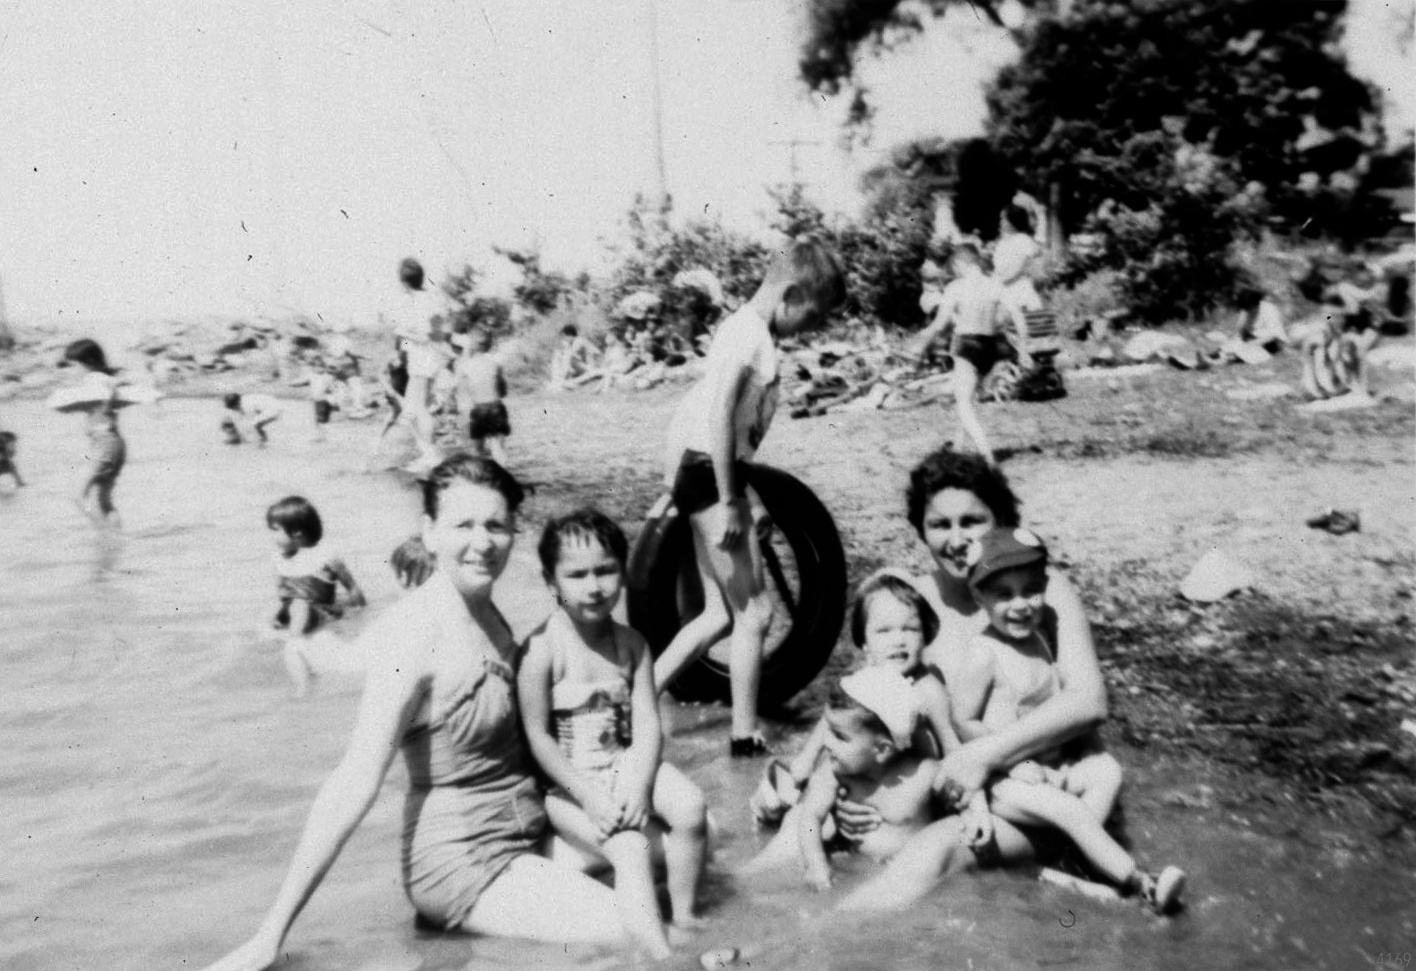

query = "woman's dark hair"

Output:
[[421, 452, 525, 519], [223, 393, 242, 409], [537, 506, 629, 577], [267, 495, 323, 545], [906, 445, 1021, 536], [63, 339, 115, 374], [850, 572, 940, 649], [1004, 204, 1033, 235]]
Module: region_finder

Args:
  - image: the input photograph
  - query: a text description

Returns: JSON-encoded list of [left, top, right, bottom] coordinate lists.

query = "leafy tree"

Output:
[[441, 265, 513, 340]]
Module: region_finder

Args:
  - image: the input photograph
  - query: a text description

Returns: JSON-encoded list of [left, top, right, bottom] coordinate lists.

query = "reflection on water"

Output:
[[1, 397, 1411, 971]]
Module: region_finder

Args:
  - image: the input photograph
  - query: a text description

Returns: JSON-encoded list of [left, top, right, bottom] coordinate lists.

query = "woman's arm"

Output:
[[914, 674, 964, 755], [938, 573, 1107, 793], [516, 634, 621, 839], [617, 631, 662, 830], [203, 618, 429, 971]]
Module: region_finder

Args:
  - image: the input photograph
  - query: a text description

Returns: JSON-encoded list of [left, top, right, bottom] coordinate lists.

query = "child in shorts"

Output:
[[267, 495, 367, 697], [54, 339, 127, 524], [950, 526, 1186, 914], [379, 337, 410, 436], [909, 244, 1029, 467], [306, 359, 336, 442], [655, 239, 847, 756], [518, 508, 708, 959], [221, 393, 283, 446], [0, 428, 23, 487], [455, 329, 510, 466], [751, 571, 990, 844], [744, 667, 941, 890]]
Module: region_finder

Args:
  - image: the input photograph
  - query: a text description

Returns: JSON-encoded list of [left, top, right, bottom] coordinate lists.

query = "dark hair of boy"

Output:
[[825, 683, 893, 742], [224, 393, 242, 409], [399, 257, 425, 290], [537, 506, 630, 578], [267, 495, 324, 545], [849, 573, 940, 649], [765, 238, 848, 314]]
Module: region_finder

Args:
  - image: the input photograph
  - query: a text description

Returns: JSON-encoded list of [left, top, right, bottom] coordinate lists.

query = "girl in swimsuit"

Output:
[[56, 339, 127, 524], [266, 495, 367, 698], [519, 508, 708, 960], [201, 456, 628, 971]]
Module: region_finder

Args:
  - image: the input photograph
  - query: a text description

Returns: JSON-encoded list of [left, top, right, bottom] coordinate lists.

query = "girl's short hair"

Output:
[[850, 572, 940, 648], [537, 506, 629, 577], [63, 338, 115, 375], [267, 495, 323, 545], [399, 257, 425, 290], [421, 453, 525, 519], [223, 393, 242, 409], [906, 445, 1021, 535]]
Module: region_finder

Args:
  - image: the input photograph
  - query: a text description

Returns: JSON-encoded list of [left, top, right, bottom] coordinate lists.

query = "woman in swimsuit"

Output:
[[201, 455, 626, 971], [837, 445, 1113, 909]]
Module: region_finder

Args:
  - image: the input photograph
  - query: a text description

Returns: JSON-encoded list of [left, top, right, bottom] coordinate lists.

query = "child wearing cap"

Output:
[[742, 667, 944, 891], [950, 526, 1186, 914], [750, 571, 990, 849]]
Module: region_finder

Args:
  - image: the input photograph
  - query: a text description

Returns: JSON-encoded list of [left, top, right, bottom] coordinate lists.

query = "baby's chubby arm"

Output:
[[914, 671, 964, 756], [786, 718, 829, 786], [944, 638, 996, 746], [796, 762, 841, 892], [327, 557, 367, 609]]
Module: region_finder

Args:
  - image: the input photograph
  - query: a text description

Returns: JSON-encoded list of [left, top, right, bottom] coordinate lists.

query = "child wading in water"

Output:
[[909, 244, 1029, 467], [52, 339, 128, 524], [267, 496, 367, 698], [745, 667, 944, 890], [221, 393, 283, 446], [952, 527, 1185, 914], [655, 238, 847, 756], [518, 508, 708, 960], [751, 572, 990, 844]]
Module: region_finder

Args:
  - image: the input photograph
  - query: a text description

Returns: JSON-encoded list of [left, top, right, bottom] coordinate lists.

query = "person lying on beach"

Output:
[[266, 495, 367, 698], [951, 526, 1186, 914], [221, 393, 283, 446], [743, 668, 942, 891], [518, 508, 708, 959], [750, 570, 989, 848], [201, 456, 635, 971]]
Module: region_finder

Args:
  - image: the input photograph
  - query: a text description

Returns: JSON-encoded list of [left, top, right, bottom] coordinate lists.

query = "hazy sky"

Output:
[[0, 0, 1409, 327]]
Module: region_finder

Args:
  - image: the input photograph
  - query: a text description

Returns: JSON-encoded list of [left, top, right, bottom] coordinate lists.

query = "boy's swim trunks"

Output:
[[671, 449, 749, 517], [951, 334, 1008, 377], [468, 401, 511, 439]]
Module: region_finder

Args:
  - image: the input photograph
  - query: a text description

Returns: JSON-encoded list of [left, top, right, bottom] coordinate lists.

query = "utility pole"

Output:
[[646, 0, 670, 206], [768, 137, 822, 183]]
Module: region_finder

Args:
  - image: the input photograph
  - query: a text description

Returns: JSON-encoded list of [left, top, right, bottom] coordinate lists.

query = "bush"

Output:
[[441, 265, 514, 340]]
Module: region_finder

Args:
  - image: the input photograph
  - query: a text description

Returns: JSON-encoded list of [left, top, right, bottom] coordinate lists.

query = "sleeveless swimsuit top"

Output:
[[549, 624, 634, 774]]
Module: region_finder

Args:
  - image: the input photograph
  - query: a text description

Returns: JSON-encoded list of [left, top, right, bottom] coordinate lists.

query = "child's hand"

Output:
[[962, 799, 993, 850], [346, 590, 368, 610], [616, 786, 652, 832], [714, 499, 751, 551], [584, 791, 623, 840]]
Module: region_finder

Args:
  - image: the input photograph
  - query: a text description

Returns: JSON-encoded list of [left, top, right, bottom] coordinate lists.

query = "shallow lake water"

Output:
[[1, 396, 1412, 971]]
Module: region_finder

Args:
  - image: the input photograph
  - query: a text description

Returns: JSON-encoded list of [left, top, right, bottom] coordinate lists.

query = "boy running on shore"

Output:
[[909, 244, 1029, 467], [655, 239, 847, 756], [951, 527, 1186, 914], [519, 508, 708, 959], [221, 393, 283, 447]]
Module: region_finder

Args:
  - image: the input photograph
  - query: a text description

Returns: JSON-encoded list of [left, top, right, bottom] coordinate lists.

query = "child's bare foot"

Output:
[[668, 917, 709, 946]]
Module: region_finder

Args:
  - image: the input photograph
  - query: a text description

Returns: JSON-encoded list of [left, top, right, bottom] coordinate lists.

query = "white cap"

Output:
[[840, 667, 919, 750]]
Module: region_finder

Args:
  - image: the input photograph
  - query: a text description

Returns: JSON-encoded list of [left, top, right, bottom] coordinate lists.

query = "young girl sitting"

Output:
[[750, 571, 990, 844], [267, 495, 367, 697], [518, 508, 708, 960], [951, 526, 1186, 914]]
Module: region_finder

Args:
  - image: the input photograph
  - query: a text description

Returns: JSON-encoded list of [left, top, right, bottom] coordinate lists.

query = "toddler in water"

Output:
[[518, 508, 708, 960], [267, 496, 367, 698], [752, 571, 989, 844], [950, 527, 1185, 914], [745, 667, 944, 890]]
